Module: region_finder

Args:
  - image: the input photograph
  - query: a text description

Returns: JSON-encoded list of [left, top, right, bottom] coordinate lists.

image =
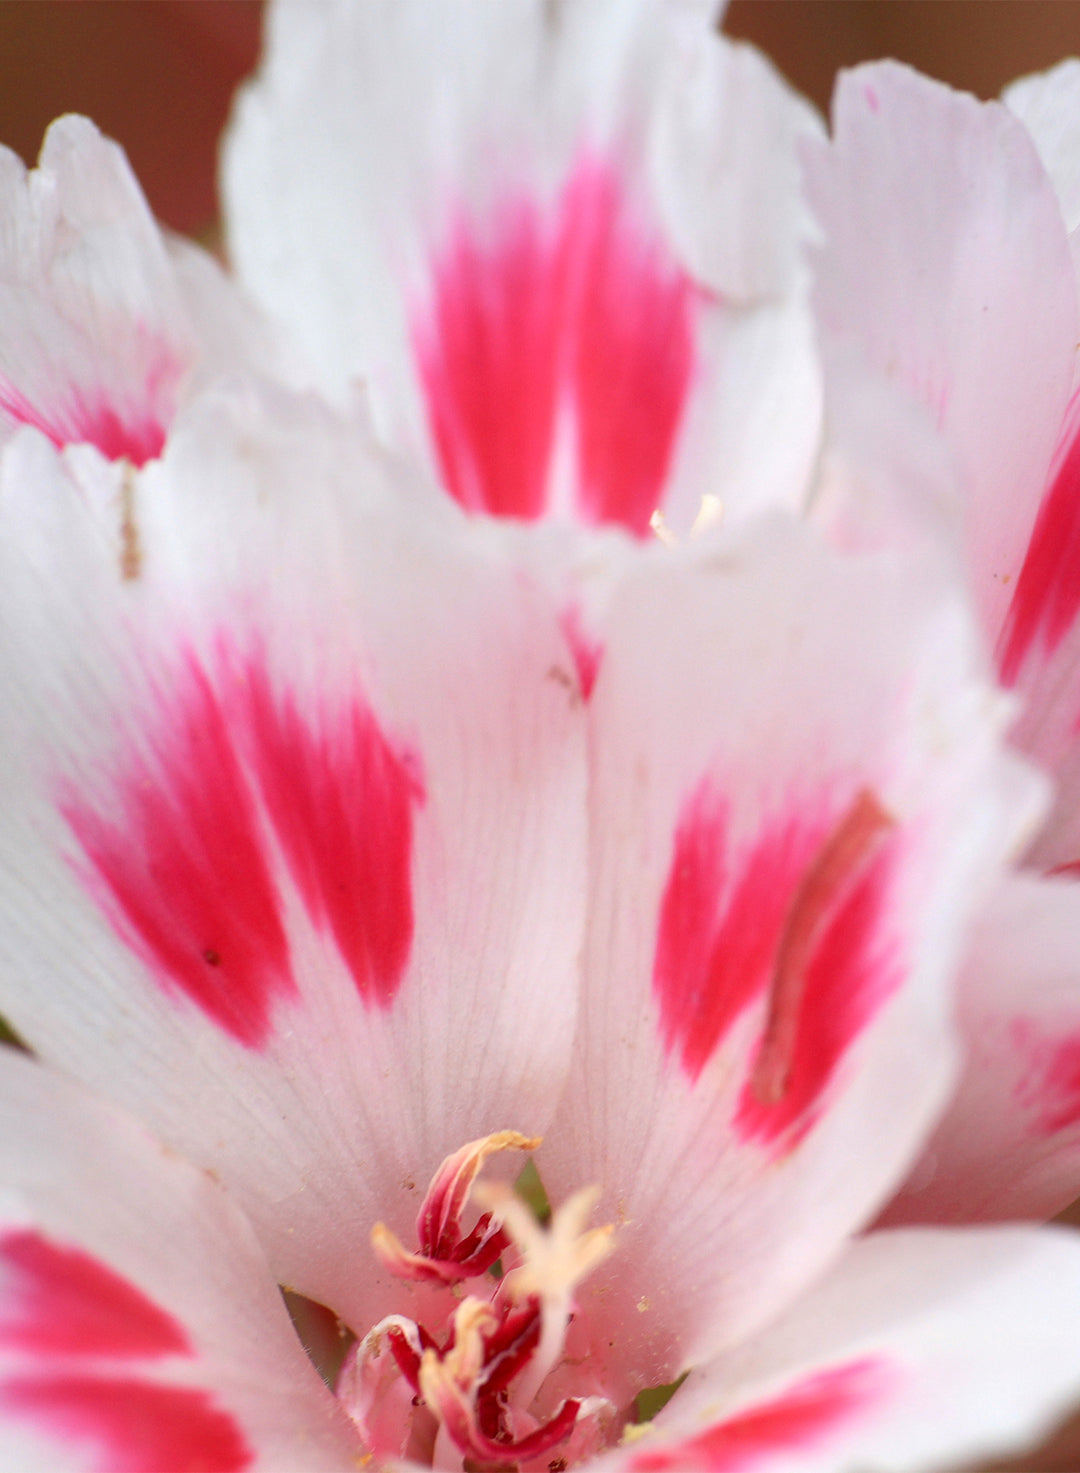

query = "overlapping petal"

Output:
[[0, 116, 275, 465], [0, 384, 588, 1336], [615, 1228, 1080, 1473], [809, 57, 1080, 1227], [884, 874, 1080, 1224], [807, 61, 1078, 653], [0, 5, 1076, 1469], [540, 516, 1035, 1390], [224, 0, 822, 534], [0, 1049, 356, 1472]]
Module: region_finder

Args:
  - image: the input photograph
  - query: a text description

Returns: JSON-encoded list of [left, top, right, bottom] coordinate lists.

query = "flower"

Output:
[[0, 4, 1079, 1472], [0, 341, 1076, 1471]]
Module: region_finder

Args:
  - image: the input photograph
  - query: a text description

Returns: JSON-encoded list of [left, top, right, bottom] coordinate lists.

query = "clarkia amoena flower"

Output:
[[0, 4, 1079, 1472]]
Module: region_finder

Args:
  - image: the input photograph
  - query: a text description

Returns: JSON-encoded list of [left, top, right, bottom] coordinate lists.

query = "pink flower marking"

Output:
[[0, 1232, 251, 1471], [413, 154, 697, 534], [997, 391, 1080, 686], [62, 643, 423, 1048], [628, 1357, 893, 1472], [559, 604, 604, 702], [655, 783, 900, 1146], [0, 377, 168, 465], [0, 332, 184, 467], [0, 1230, 190, 1359], [1014, 1021, 1080, 1136], [737, 790, 900, 1148], [241, 657, 424, 1010], [0, 1378, 251, 1473], [653, 783, 822, 1082]]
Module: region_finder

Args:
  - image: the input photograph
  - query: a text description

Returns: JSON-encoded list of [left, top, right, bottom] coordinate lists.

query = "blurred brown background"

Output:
[[0, 1, 1079, 236], [0, 1, 1079, 1468]]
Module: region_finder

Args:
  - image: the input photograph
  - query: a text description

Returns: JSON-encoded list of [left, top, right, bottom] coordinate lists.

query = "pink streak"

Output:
[[414, 191, 562, 519], [559, 604, 603, 702], [654, 783, 902, 1146], [242, 661, 423, 1010], [62, 644, 422, 1048], [998, 391, 1080, 685], [0, 336, 181, 466], [629, 1357, 892, 1472], [0, 1231, 190, 1359], [62, 652, 294, 1048], [413, 153, 697, 534], [1014, 1021, 1080, 1136], [1, 1377, 251, 1473], [653, 783, 828, 1083], [566, 160, 697, 533], [736, 794, 900, 1149]]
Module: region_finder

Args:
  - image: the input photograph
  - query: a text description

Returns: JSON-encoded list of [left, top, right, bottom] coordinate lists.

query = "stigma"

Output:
[[338, 1132, 617, 1469]]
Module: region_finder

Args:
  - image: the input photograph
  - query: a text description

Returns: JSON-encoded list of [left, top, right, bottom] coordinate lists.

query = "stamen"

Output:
[[419, 1298, 581, 1467], [421, 1132, 540, 1260], [476, 1183, 615, 1306], [689, 493, 723, 536], [649, 508, 677, 548], [650, 495, 725, 548], [476, 1182, 614, 1409], [372, 1130, 540, 1284], [345, 1136, 617, 1468]]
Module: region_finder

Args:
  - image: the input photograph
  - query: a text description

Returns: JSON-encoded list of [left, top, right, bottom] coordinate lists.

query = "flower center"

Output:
[[337, 1132, 618, 1469]]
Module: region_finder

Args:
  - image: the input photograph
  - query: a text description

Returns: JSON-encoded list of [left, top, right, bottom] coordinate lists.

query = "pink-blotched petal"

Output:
[[808, 63, 1080, 861], [0, 1050, 357, 1472], [224, 0, 821, 531], [62, 642, 422, 1049], [542, 518, 1034, 1393], [883, 874, 1080, 1224], [808, 62, 1077, 643], [413, 154, 697, 534], [0, 117, 274, 465], [0, 379, 587, 1339], [654, 783, 900, 1152], [0, 1380, 252, 1473], [628, 1359, 891, 1472], [0, 1233, 191, 1360], [607, 1228, 1080, 1473]]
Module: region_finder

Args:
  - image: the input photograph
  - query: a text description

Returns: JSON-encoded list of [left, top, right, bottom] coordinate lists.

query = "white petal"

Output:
[[650, 35, 822, 299], [807, 61, 1078, 649], [1005, 60, 1080, 239], [224, 0, 818, 531], [0, 381, 587, 1338], [0, 1049, 356, 1471], [884, 873, 1080, 1224], [0, 117, 192, 462], [541, 518, 1035, 1392], [614, 1226, 1080, 1473], [0, 117, 269, 466]]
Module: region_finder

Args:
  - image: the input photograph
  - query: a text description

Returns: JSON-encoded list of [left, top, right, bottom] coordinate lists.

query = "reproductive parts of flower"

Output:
[[339, 1130, 618, 1469]]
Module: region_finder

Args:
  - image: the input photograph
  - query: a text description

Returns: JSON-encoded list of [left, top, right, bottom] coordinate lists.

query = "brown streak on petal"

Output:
[[120, 463, 141, 581], [752, 787, 895, 1105]]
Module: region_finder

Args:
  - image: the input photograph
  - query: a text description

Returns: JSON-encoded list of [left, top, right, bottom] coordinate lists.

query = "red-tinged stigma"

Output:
[[339, 1132, 617, 1470]]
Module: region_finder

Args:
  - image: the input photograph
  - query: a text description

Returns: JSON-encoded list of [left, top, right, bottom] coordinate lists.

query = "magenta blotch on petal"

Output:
[[998, 393, 1080, 686], [654, 782, 902, 1144], [629, 1357, 893, 1472], [413, 153, 697, 532], [0, 1377, 252, 1473], [62, 642, 423, 1048], [0, 1231, 190, 1360]]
